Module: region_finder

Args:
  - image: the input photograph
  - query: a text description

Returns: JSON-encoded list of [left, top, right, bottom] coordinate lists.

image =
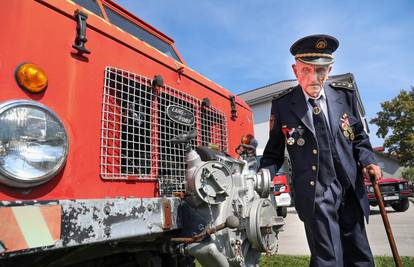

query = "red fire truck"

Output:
[[0, 1, 284, 266], [272, 173, 291, 218]]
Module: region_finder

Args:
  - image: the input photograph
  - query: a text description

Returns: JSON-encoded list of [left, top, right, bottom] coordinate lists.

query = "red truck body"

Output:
[[0, 0, 256, 264], [365, 177, 412, 212]]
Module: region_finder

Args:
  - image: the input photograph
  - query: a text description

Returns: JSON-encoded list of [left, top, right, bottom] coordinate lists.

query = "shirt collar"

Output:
[[301, 87, 326, 103]]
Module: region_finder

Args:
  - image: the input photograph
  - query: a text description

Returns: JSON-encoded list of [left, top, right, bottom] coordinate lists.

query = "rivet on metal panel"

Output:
[[162, 199, 172, 230]]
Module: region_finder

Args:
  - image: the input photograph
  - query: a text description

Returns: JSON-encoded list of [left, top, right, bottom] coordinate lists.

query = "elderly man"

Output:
[[260, 34, 381, 267]]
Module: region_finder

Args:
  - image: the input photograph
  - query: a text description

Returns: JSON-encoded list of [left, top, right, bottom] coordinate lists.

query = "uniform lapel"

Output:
[[290, 86, 315, 135], [324, 83, 343, 138]]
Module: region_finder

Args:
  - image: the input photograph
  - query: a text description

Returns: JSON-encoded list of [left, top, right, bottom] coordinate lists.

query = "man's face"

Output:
[[292, 60, 332, 98]]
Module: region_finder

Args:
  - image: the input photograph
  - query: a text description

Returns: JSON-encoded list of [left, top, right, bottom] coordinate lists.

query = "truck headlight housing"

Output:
[[367, 185, 374, 193], [0, 100, 68, 188]]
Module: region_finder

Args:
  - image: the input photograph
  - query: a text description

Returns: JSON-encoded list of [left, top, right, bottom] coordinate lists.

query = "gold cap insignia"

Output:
[[315, 38, 327, 50]]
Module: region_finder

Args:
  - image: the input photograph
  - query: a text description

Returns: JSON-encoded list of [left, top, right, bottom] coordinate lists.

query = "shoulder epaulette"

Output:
[[272, 87, 294, 100], [329, 81, 354, 90]]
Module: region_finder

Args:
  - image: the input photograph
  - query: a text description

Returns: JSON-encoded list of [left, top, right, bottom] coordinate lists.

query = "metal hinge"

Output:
[[230, 96, 237, 120], [72, 9, 91, 55]]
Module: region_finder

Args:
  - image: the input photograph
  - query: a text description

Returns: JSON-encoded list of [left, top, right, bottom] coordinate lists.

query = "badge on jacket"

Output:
[[296, 125, 305, 146], [341, 113, 355, 141], [282, 125, 296, 145]]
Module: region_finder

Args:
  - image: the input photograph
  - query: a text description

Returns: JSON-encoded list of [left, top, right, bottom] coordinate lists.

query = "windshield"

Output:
[[104, 6, 182, 62]]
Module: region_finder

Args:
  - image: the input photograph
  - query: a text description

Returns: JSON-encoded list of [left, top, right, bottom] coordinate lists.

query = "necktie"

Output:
[[308, 98, 330, 135], [308, 98, 351, 189], [308, 98, 337, 186]]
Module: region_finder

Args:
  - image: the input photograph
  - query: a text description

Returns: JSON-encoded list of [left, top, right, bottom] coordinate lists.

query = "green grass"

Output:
[[196, 255, 414, 266], [258, 255, 414, 267]]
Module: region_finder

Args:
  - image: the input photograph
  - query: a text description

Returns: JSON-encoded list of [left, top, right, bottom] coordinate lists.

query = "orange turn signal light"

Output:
[[241, 134, 254, 145], [15, 63, 48, 93]]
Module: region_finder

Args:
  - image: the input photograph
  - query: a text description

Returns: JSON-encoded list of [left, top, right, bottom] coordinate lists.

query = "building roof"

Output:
[[238, 79, 298, 106], [238, 73, 366, 117]]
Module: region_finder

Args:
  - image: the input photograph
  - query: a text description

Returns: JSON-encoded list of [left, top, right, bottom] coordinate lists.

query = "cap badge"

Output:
[[315, 38, 327, 50]]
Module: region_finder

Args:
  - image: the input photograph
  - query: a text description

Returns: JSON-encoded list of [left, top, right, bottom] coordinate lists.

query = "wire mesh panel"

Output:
[[100, 67, 228, 195], [101, 68, 153, 180], [200, 106, 228, 152], [157, 88, 199, 195]]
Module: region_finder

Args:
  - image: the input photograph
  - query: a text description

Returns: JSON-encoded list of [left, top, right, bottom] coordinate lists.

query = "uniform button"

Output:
[[313, 149, 318, 155], [312, 165, 317, 171], [310, 181, 315, 186]]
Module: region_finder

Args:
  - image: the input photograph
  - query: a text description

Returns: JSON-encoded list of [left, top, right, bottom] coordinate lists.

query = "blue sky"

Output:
[[115, 0, 414, 147]]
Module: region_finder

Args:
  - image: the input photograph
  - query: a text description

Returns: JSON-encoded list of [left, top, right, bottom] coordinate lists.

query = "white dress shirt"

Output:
[[302, 88, 331, 130]]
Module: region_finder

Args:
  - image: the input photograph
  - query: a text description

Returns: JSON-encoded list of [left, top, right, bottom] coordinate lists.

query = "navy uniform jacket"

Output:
[[260, 82, 376, 222]]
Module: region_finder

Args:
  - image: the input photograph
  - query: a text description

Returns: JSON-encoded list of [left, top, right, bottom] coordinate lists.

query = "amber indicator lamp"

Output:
[[15, 63, 48, 93]]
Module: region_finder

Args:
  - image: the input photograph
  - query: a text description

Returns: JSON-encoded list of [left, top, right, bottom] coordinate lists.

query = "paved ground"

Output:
[[277, 198, 414, 256]]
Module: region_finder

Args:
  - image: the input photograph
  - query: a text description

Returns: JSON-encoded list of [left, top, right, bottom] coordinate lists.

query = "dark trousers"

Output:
[[304, 180, 374, 267]]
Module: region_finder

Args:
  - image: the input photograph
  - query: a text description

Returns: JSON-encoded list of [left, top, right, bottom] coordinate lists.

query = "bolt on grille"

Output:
[[100, 67, 228, 196]]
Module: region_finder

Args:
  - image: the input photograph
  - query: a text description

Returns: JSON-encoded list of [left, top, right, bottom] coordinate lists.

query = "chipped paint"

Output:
[[0, 197, 181, 256]]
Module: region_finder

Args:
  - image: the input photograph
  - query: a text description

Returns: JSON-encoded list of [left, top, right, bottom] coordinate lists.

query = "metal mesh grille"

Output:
[[101, 67, 228, 195]]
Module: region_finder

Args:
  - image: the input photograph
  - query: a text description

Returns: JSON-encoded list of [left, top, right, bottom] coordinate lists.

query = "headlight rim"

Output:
[[0, 99, 69, 188]]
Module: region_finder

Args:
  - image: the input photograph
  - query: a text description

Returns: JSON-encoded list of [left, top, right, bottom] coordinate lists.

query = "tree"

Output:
[[402, 167, 414, 183], [370, 86, 414, 167]]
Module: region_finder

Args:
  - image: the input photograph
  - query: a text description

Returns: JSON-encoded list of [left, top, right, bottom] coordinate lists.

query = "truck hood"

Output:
[[365, 177, 407, 185]]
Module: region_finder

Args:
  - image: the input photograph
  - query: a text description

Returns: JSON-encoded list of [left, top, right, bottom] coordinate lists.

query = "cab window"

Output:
[[72, 0, 103, 17], [103, 6, 181, 62]]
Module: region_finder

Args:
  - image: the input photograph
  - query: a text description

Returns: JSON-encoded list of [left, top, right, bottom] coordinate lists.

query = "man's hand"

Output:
[[363, 164, 382, 182]]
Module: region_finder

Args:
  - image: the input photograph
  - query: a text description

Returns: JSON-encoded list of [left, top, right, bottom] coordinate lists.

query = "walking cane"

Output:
[[369, 173, 402, 267]]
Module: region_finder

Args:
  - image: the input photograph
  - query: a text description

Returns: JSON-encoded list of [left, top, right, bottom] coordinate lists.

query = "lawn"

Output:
[[197, 255, 414, 266], [259, 255, 414, 266]]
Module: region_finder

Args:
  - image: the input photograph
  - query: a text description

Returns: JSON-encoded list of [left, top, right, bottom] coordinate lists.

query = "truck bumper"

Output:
[[0, 197, 181, 257], [275, 193, 291, 207]]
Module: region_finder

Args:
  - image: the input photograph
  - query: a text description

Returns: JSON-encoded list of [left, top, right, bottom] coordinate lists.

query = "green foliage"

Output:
[[402, 167, 414, 183], [370, 86, 414, 167]]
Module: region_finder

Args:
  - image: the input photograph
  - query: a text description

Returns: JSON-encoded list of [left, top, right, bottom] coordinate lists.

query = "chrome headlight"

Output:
[[0, 100, 68, 188]]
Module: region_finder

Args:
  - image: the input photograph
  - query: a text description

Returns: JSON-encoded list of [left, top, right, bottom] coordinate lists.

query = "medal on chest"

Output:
[[296, 125, 305, 146], [282, 125, 296, 146], [340, 113, 355, 141]]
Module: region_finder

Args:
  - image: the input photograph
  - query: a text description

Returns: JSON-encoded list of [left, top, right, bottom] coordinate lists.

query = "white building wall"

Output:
[[251, 101, 272, 156]]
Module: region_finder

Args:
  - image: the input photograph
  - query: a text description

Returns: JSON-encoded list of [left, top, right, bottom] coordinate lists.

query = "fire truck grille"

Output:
[[101, 67, 228, 196], [380, 184, 396, 193]]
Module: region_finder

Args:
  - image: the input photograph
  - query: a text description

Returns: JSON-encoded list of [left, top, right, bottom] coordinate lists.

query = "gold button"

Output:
[[310, 181, 315, 186], [313, 149, 318, 155], [312, 165, 317, 171]]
